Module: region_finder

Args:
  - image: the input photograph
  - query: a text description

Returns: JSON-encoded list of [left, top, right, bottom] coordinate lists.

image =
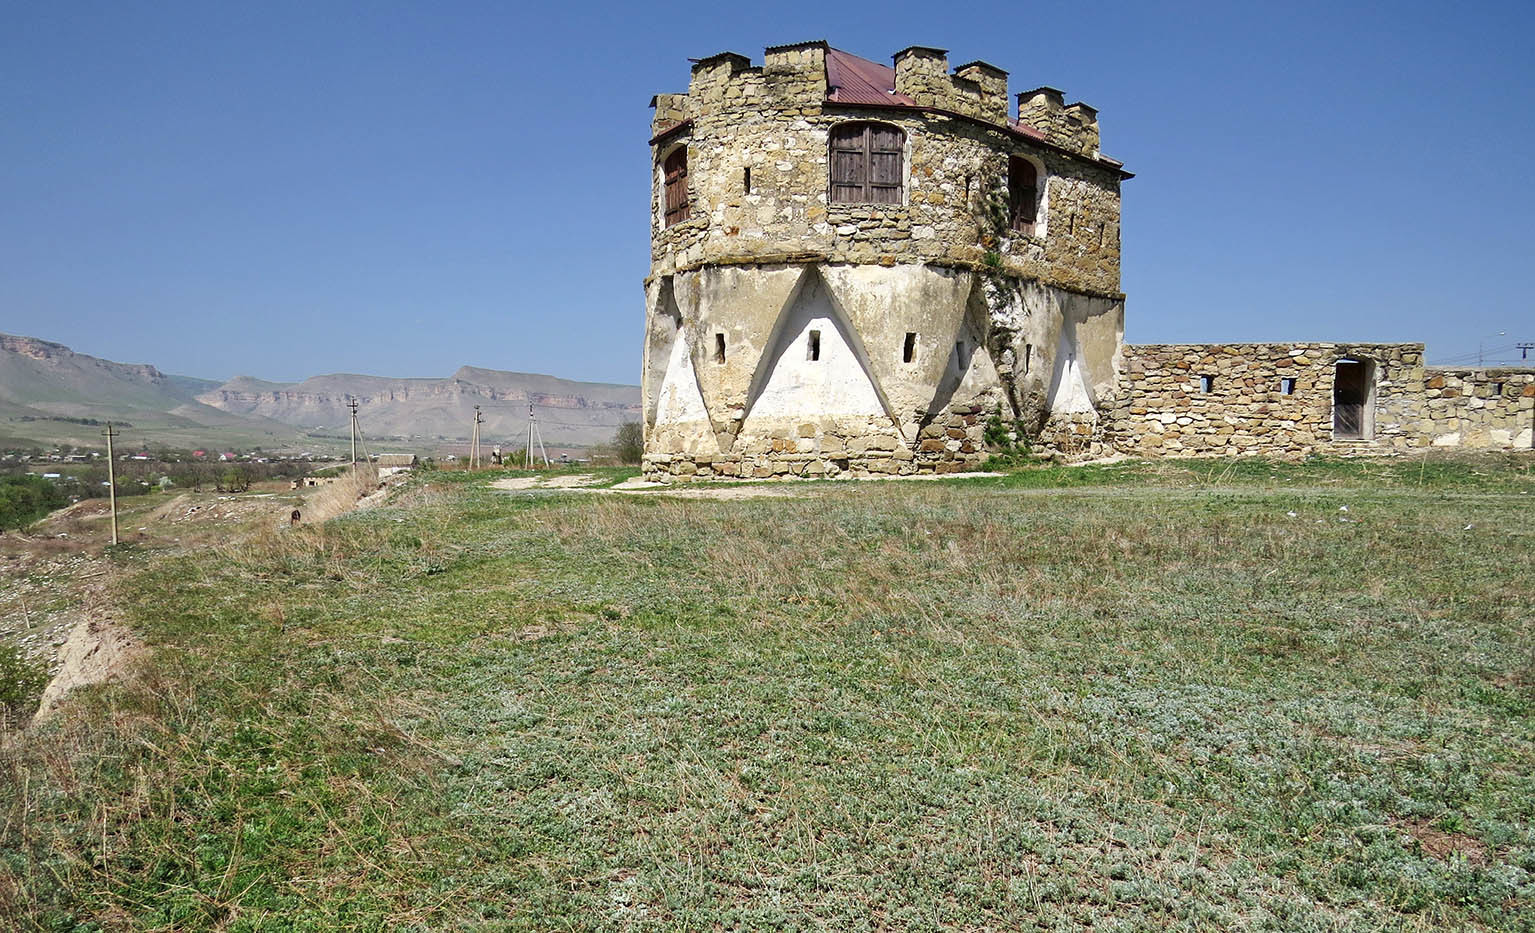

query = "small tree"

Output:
[[217, 467, 251, 493], [614, 422, 644, 465]]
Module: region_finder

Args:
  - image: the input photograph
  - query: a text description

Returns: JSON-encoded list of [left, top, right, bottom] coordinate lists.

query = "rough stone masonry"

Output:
[[641, 41, 1533, 480]]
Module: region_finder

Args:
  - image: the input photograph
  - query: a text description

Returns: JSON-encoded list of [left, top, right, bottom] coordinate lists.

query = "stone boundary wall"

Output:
[[1419, 366, 1535, 449], [1109, 343, 1425, 457], [1110, 343, 1534, 457]]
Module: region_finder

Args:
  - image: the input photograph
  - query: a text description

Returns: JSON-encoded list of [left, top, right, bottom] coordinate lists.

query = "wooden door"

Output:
[[663, 148, 690, 227], [1009, 157, 1037, 230], [1333, 361, 1368, 439]]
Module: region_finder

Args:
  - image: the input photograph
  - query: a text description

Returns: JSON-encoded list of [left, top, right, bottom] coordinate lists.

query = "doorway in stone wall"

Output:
[[1333, 358, 1375, 440]]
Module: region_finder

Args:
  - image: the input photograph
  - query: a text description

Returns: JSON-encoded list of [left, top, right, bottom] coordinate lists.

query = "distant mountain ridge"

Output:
[[0, 332, 640, 450], [0, 333, 301, 449], [198, 366, 640, 447], [1, 334, 183, 398]]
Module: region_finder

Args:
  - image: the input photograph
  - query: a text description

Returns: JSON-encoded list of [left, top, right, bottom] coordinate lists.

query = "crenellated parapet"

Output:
[[1016, 87, 1100, 157], [652, 42, 1110, 156], [648, 93, 688, 139], [647, 42, 1130, 299]]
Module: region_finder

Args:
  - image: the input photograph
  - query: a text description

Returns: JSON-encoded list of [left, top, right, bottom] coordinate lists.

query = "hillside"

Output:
[[0, 332, 642, 452], [198, 366, 640, 447], [0, 334, 303, 450], [3, 455, 1531, 928]]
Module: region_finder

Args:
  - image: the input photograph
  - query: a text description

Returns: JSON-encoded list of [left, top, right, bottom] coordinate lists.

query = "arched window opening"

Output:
[[663, 147, 690, 227], [1009, 156, 1039, 233], [830, 122, 904, 205]]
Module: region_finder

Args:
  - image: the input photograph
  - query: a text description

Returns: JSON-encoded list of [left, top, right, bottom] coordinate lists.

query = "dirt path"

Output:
[[608, 472, 1005, 500], [489, 474, 608, 491], [487, 471, 1005, 500]]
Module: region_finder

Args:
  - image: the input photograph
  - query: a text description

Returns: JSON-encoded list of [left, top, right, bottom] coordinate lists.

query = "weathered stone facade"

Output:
[[649, 46, 1124, 298], [1109, 343, 1534, 457], [1416, 367, 1535, 449], [642, 42, 1532, 481], [643, 42, 1129, 480]]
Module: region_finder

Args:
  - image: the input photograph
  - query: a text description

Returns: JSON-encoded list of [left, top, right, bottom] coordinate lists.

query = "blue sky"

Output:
[[3, 1, 1531, 384]]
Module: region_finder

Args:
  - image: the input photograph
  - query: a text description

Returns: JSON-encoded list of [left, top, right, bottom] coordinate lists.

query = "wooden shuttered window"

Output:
[[663, 147, 690, 227], [829, 123, 904, 205], [1009, 156, 1038, 232]]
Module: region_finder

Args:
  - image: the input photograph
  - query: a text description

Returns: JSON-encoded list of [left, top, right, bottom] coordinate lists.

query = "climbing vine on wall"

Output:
[[973, 168, 1029, 426]]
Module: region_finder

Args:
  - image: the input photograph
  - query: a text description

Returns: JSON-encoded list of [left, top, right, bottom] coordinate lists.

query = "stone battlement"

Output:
[[647, 43, 1128, 299], [652, 41, 1109, 162]]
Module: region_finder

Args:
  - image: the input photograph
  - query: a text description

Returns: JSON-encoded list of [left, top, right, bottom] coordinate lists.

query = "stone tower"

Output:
[[643, 41, 1131, 480]]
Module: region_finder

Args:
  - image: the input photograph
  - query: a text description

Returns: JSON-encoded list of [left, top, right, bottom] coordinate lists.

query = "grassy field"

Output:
[[2, 456, 1532, 930]]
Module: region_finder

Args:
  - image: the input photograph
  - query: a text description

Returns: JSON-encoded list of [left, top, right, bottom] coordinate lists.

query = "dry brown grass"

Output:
[[297, 465, 379, 525]]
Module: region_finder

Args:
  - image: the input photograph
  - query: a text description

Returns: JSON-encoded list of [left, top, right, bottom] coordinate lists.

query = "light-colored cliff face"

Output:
[[0, 332, 218, 416], [198, 368, 641, 446], [0, 334, 170, 390], [0, 332, 299, 449], [2, 331, 642, 451]]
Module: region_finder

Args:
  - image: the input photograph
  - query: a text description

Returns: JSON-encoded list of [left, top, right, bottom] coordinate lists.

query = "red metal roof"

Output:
[[1009, 121, 1046, 141], [825, 49, 1057, 141], [825, 48, 915, 106]]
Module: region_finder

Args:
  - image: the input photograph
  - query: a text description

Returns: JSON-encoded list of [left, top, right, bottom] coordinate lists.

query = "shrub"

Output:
[[614, 422, 644, 465], [980, 404, 1032, 469], [0, 474, 69, 530], [0, 645, 47, 725]]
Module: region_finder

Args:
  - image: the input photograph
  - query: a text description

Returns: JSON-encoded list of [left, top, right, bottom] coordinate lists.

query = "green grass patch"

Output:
[[3, 455, 1532, 930]]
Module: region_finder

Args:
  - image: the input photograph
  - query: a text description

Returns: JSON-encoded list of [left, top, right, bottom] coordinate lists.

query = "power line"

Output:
[[528, 417, 638, 429], [1436, 344, 1523, 365]]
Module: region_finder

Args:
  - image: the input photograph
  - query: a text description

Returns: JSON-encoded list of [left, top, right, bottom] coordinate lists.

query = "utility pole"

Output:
[[471, 405, 484, 469], [1478, 332, 1506, 367], [524, 402, 550, 469], [101, 422, 119, 546], [347, 397, 360, 475], [1517, 342, 1534, 360]]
